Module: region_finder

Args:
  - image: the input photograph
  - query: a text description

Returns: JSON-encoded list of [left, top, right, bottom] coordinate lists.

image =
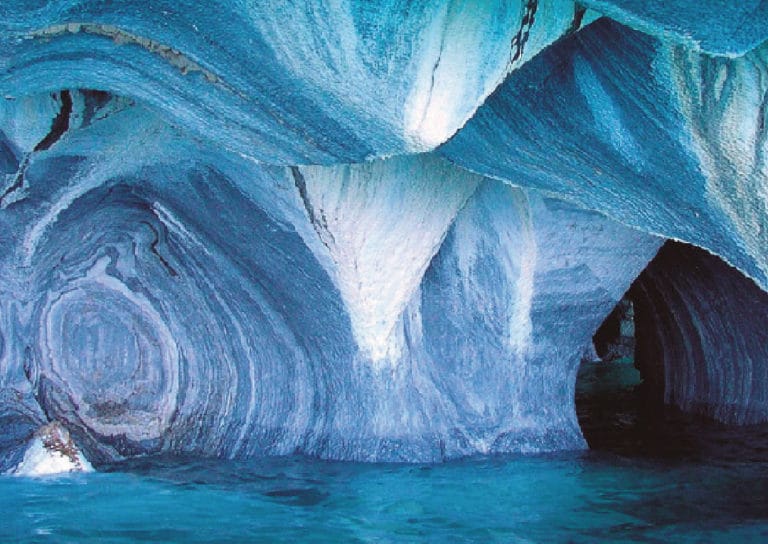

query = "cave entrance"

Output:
[[576, 240, 768, 460], [576, 242, 696, 457], [592, 297, 635, 364], [576, 293, 646, 454]]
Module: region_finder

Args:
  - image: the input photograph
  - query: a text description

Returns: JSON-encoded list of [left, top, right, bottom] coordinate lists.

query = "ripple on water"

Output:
[[0, 448, 767, 542]]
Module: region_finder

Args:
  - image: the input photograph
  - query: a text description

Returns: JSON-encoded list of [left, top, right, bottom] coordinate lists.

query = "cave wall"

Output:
[[0, 90, 663, 464], [631, 242, 768, 425], [1, 1, 767, 464]]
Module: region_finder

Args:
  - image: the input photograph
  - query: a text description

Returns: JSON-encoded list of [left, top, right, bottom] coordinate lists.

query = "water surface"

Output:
[[3, 363, 767, 543]]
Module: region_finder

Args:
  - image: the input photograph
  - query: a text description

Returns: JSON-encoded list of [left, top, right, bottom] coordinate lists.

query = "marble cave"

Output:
[[2, 0, 768, 497]]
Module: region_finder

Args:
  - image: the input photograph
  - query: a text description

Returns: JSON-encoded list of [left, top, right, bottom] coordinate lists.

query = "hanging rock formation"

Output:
[[441, 18, 768, 290]]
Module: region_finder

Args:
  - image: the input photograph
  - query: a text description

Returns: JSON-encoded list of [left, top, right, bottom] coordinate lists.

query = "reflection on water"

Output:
[[0, 364, 766, 543]]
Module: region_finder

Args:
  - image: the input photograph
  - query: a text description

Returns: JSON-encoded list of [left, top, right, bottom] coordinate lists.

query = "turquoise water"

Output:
[[2, 448, 768, 542], [3, 363, 768, 543]]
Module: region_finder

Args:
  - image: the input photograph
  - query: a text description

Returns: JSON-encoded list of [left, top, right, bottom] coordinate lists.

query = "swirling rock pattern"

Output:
[[0, 0, 588, 163], [0, 2, 768, 465], [0, 90, 662, 463]]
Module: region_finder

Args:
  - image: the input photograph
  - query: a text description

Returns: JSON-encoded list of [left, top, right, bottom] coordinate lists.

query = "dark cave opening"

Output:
[[576, 241, 768, 461], [592, 297, 635, 364], [576, 291, 650, 456]]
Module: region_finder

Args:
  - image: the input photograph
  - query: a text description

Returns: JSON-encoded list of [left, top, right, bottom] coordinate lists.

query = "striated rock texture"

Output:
[[631, 242, 768, 425], [0, 2, 767, 465], [580, 0, 768, 55], [0, 93, 662, 463], [0, 0, 592, 163], [293, 155, 482, 363], [441, 18, 768, 291], [419, 182, 660, 454]]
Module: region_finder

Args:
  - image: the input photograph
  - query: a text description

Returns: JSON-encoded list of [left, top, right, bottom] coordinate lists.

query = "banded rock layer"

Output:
[[1, 1, 767, 466]]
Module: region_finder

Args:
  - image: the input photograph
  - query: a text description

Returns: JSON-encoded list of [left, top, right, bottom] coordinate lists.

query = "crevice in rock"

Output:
[[508, 0, 538, 67], [142, 220, 178, 278], [414, 9, 451, 134], [1, 90, 72, 208], [34, 90, 72, 152], [567, 4, 588, 35], [290, 166, 335, 251]]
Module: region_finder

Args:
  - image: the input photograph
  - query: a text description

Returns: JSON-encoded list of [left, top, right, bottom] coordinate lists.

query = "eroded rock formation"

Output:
[[632, 242, 768, 424], [9, 421, 93, 476], [0, 1, 767, 466]]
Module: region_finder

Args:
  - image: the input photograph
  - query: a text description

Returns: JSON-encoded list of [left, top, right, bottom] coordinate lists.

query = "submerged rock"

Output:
[[10, 421, 93, 476]]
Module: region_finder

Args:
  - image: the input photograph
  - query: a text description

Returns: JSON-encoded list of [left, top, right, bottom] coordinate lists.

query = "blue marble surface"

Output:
[[0, 1, 767, 466], [442, 19, 768, 291]]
